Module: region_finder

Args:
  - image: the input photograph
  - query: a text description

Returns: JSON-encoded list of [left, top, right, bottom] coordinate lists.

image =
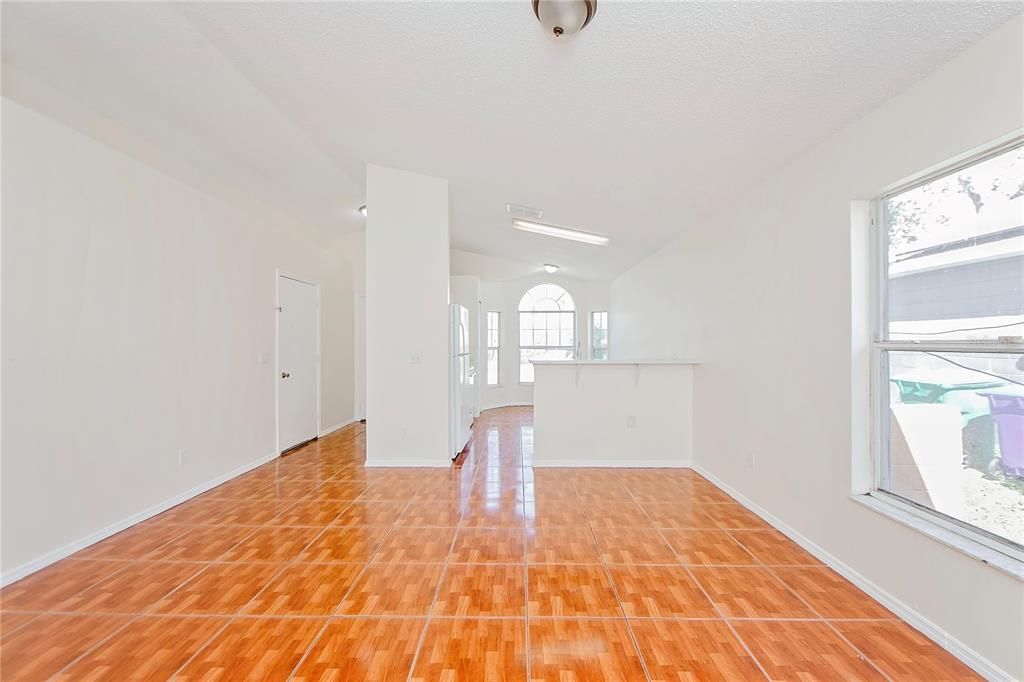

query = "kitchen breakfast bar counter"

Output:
[[531, 360, 699, 467]]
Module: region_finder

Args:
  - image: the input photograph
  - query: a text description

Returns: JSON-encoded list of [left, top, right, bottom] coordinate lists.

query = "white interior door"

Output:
[[278, 275, 318, 452]]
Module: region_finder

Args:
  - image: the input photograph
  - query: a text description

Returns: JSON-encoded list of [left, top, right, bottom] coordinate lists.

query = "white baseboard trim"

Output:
[[319, 417, 358, 437], [1, 450, 279, 587], [534, 459, 693, 468], [692, 464, 1013, 682]]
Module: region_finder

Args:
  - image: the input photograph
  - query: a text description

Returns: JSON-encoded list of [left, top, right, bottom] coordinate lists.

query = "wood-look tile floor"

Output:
[[0, 407, 981, 680]]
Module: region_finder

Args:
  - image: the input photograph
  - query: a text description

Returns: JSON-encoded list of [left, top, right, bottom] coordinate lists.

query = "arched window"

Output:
[[518, 283, 576, 383]]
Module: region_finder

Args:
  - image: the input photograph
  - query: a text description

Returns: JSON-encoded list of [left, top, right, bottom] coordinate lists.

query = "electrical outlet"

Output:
[[177, 449, 187, 466], [626, 415, 637, 428]]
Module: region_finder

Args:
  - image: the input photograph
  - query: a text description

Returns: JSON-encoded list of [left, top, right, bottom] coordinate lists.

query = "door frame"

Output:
[[275, 269, 322, 456]]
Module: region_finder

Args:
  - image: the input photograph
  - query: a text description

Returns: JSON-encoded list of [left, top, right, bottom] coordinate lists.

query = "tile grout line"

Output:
[[644, 483, 896, 678], [73, 524, 194, 562], [403, 446, 481, 681], [42, 615, 142, 681], [2, 551, 141, 620], [284, 488, 423, 681], [625, 484, 772, 682], [3, 608, 899, 623], [474, 418, 533, 676], [585, 481, 653, 682], [522, 457, 532, 682], [39, 556, 831, 568], [677, 569, 771, 679], [44, 517, 285, 679], [661, 496, 893, 681], [133, 481, 361, 680], [44, 520, 288, 680], [160, 464, 385, 679], [0, 612, 44, 641], [154, 619, 237, 682], [712, 512, 895, 680], [760, 563, 895, 682]]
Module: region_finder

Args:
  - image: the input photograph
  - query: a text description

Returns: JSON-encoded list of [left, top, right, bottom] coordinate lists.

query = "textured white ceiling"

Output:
[[3, 1, 1019, 279]]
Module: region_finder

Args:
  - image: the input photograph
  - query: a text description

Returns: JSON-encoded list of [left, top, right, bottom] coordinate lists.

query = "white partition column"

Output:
[[365, 164, 450, 466]]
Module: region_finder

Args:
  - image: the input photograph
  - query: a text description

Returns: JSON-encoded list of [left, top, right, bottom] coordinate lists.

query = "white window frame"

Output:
[[591, 311, 608, 360], [518, 284, 577, 385], [868, 137, 1024, 564], [486, 311, 501, 387]]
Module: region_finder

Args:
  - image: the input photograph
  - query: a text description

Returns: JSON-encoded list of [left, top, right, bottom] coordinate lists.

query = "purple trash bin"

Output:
[[979, 387, 1024, 478]]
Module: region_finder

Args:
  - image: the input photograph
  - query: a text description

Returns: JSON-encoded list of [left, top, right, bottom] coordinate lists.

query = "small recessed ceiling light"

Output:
[[512, 219, 609, 246], [543, 264, 560, 274], [359, 205, 367, 217]]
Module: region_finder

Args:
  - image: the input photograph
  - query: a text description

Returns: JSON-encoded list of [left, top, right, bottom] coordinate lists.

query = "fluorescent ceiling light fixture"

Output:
[[543, 264, 560, 274], [512, 219, 609, 246], [359, 205, 367, 217]]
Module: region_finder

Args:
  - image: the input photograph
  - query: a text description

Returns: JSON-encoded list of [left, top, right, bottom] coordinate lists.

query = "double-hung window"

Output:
[[591, 311, 609, 360], [872, 140, 1024, 559], [486, 311, 501, 386], [518, 284, 576, 383]]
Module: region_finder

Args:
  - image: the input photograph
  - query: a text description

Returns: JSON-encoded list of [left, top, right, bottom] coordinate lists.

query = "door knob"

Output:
[[281, 372, 290, 378]]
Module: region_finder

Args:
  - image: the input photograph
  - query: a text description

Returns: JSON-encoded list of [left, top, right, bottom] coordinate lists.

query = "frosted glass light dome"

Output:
[[532, 0, 597, 40]]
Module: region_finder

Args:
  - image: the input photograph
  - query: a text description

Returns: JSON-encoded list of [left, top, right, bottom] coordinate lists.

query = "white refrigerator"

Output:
[[449, 304, 474, 457]]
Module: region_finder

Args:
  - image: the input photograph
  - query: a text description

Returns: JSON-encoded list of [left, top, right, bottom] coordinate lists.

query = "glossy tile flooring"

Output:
[[0, 407, 979, 680]]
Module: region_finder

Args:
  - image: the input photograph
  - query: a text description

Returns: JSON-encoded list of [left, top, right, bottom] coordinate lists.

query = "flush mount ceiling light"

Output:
[[358, 205, 367, 217], [532, 0, 597, 39], [512, 218, 610, 246], [506, 203, 543, 220], [543, 264, 560, 274]]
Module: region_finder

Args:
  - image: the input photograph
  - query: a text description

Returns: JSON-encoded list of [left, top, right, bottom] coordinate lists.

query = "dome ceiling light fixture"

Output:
[[532, 0, 597, 40]]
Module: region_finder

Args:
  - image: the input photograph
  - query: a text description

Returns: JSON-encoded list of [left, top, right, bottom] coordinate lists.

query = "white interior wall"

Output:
[[451, 249, 547, 282], [365, 164, 450, 466], [338, 230, 367, 297], [609, 16, 1024, 679], [1, 97, 356, 580]]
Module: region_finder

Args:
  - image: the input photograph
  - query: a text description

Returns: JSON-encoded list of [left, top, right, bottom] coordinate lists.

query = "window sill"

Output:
[[851, 493, 1023, 581]]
